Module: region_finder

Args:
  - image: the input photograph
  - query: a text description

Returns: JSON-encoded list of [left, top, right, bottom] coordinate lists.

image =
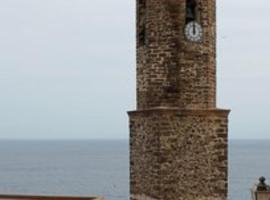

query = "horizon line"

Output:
[[0, 138, 269, 141]]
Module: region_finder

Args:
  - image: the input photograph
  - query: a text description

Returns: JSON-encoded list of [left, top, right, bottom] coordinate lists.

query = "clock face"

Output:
[[184, 21, 203, 42]]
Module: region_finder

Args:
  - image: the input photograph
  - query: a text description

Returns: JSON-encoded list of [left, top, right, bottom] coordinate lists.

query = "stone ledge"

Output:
[[0, 195, 103, 200], [128, 107, 230, 117]]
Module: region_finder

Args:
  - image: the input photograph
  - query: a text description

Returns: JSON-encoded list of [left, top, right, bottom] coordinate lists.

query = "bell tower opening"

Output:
[[138, 0, 146, 47], [186, 0, 201, 25]]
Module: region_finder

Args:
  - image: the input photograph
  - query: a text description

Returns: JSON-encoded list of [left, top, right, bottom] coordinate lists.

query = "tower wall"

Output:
[[130, 0, 230, 199], [137, 0, 216, 110], [129, 109, 229, 200]]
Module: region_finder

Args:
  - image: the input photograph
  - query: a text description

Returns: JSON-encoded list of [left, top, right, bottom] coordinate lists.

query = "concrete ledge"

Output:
[[0, 195, 103, 200], [128, 107, 230, 117]]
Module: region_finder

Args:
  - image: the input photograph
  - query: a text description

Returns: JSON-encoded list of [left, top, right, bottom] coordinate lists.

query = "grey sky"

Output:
[[0, 0, 269, 139]]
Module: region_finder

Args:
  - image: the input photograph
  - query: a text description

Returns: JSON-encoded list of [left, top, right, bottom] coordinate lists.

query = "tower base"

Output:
[[129, 108, 230, 200]]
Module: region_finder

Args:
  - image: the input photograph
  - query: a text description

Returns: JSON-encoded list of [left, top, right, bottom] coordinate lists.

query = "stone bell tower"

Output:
[[128, 0, 230, 200]]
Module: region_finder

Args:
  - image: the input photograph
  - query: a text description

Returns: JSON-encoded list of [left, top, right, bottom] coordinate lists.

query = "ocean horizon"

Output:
[[0, 139, 268, 200]]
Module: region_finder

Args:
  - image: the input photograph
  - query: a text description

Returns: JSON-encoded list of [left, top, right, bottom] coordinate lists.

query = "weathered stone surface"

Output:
[[137, 0, 216, 109], [129, 109, 229, 200], [130, 0, 229, 200]]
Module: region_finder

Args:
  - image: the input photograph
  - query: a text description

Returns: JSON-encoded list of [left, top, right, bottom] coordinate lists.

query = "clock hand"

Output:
[[193, 22, 196, 35]]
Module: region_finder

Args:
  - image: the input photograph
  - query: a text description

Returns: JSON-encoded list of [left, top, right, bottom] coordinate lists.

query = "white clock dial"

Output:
[[184, 21, 203, 42]]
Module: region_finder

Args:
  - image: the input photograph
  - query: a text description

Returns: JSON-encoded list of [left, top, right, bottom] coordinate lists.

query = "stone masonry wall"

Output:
[[130, 0, 229, 200], [129, 109, 229, 200], [137, 0, 216, 109]]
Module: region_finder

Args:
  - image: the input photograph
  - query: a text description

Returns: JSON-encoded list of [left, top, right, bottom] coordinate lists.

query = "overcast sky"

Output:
[[0, 0, 269, 140]]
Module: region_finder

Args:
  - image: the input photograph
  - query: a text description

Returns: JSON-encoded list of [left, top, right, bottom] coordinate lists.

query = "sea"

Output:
[[0, 139, 269, 200]]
